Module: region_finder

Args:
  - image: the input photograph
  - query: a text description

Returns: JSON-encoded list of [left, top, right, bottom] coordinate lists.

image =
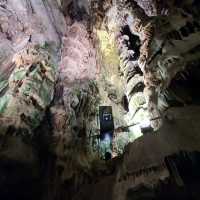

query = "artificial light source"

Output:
[[140, 118, 151, 129], [139, 118, 153, 134], [104, 133, 112, 143]]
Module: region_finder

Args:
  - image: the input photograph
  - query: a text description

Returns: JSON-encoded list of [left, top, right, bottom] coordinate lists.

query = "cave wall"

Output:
[[73, 106, 200, 200], [0, 1, 99, 199], [102, 0, 200, 131], [0, 0, 200, 200]]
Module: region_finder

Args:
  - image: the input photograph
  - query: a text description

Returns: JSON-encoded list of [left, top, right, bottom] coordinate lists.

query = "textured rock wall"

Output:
[[0, 2, 64, 128], [0, 0, 200, 199], [72, 106, 200, 200], [0, 46, 56, 132], [99, 0, 200, 131], [0, 1, 66, 199], [0, 1, 100, 199]]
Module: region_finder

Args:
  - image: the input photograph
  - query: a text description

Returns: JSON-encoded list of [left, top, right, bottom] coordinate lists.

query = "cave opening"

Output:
[[167, 61, 200, 107], [120, 25, 141, 61]]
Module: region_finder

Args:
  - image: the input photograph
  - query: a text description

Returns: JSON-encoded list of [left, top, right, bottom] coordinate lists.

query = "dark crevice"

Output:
[[121, 95, 129, 112], [67, 1, 89, 22], [192, 0, 200, 7], [120, 25, 141, 61], [128, 82, 145, 99], [126, 66, 143, 83], [0, 160, 41, 200], [180, 27, 189, 37], [166, 61, 200, 107]]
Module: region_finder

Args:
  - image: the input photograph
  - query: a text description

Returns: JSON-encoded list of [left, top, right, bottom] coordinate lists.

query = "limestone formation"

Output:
[[0, 0, 200, 200]]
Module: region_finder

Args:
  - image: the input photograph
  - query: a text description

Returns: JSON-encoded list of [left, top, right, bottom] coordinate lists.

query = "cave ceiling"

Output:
[[0, 0, 200, 199], [0, 0, 199, 156]]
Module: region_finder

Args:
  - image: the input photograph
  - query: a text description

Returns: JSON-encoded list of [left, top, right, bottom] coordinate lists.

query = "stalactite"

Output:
[[0, 45, 56, 133], [104, 0, 200, 130]]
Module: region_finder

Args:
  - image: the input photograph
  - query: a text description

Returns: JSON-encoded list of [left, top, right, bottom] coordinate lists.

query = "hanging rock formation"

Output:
[[102, 0, 200, 130], [0, 0, 200, 200]]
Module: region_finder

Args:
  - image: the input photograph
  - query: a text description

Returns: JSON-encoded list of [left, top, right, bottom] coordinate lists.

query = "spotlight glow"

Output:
[[140, 118, 151, 129], [104, 133, 112, 142]]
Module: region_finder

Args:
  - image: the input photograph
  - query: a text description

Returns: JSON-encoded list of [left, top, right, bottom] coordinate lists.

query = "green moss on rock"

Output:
[[0, 45, 56, 132]]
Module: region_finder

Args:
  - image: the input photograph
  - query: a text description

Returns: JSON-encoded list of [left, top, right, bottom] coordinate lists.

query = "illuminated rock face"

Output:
[[102, 0, 200, 130], [0, 1, 100, 199], [0, 0, 200, 199], [60, 22, 98, 83], [0, 0, 67, 138], [0, 46, 56, 132], [0, 2, 65, 198]]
